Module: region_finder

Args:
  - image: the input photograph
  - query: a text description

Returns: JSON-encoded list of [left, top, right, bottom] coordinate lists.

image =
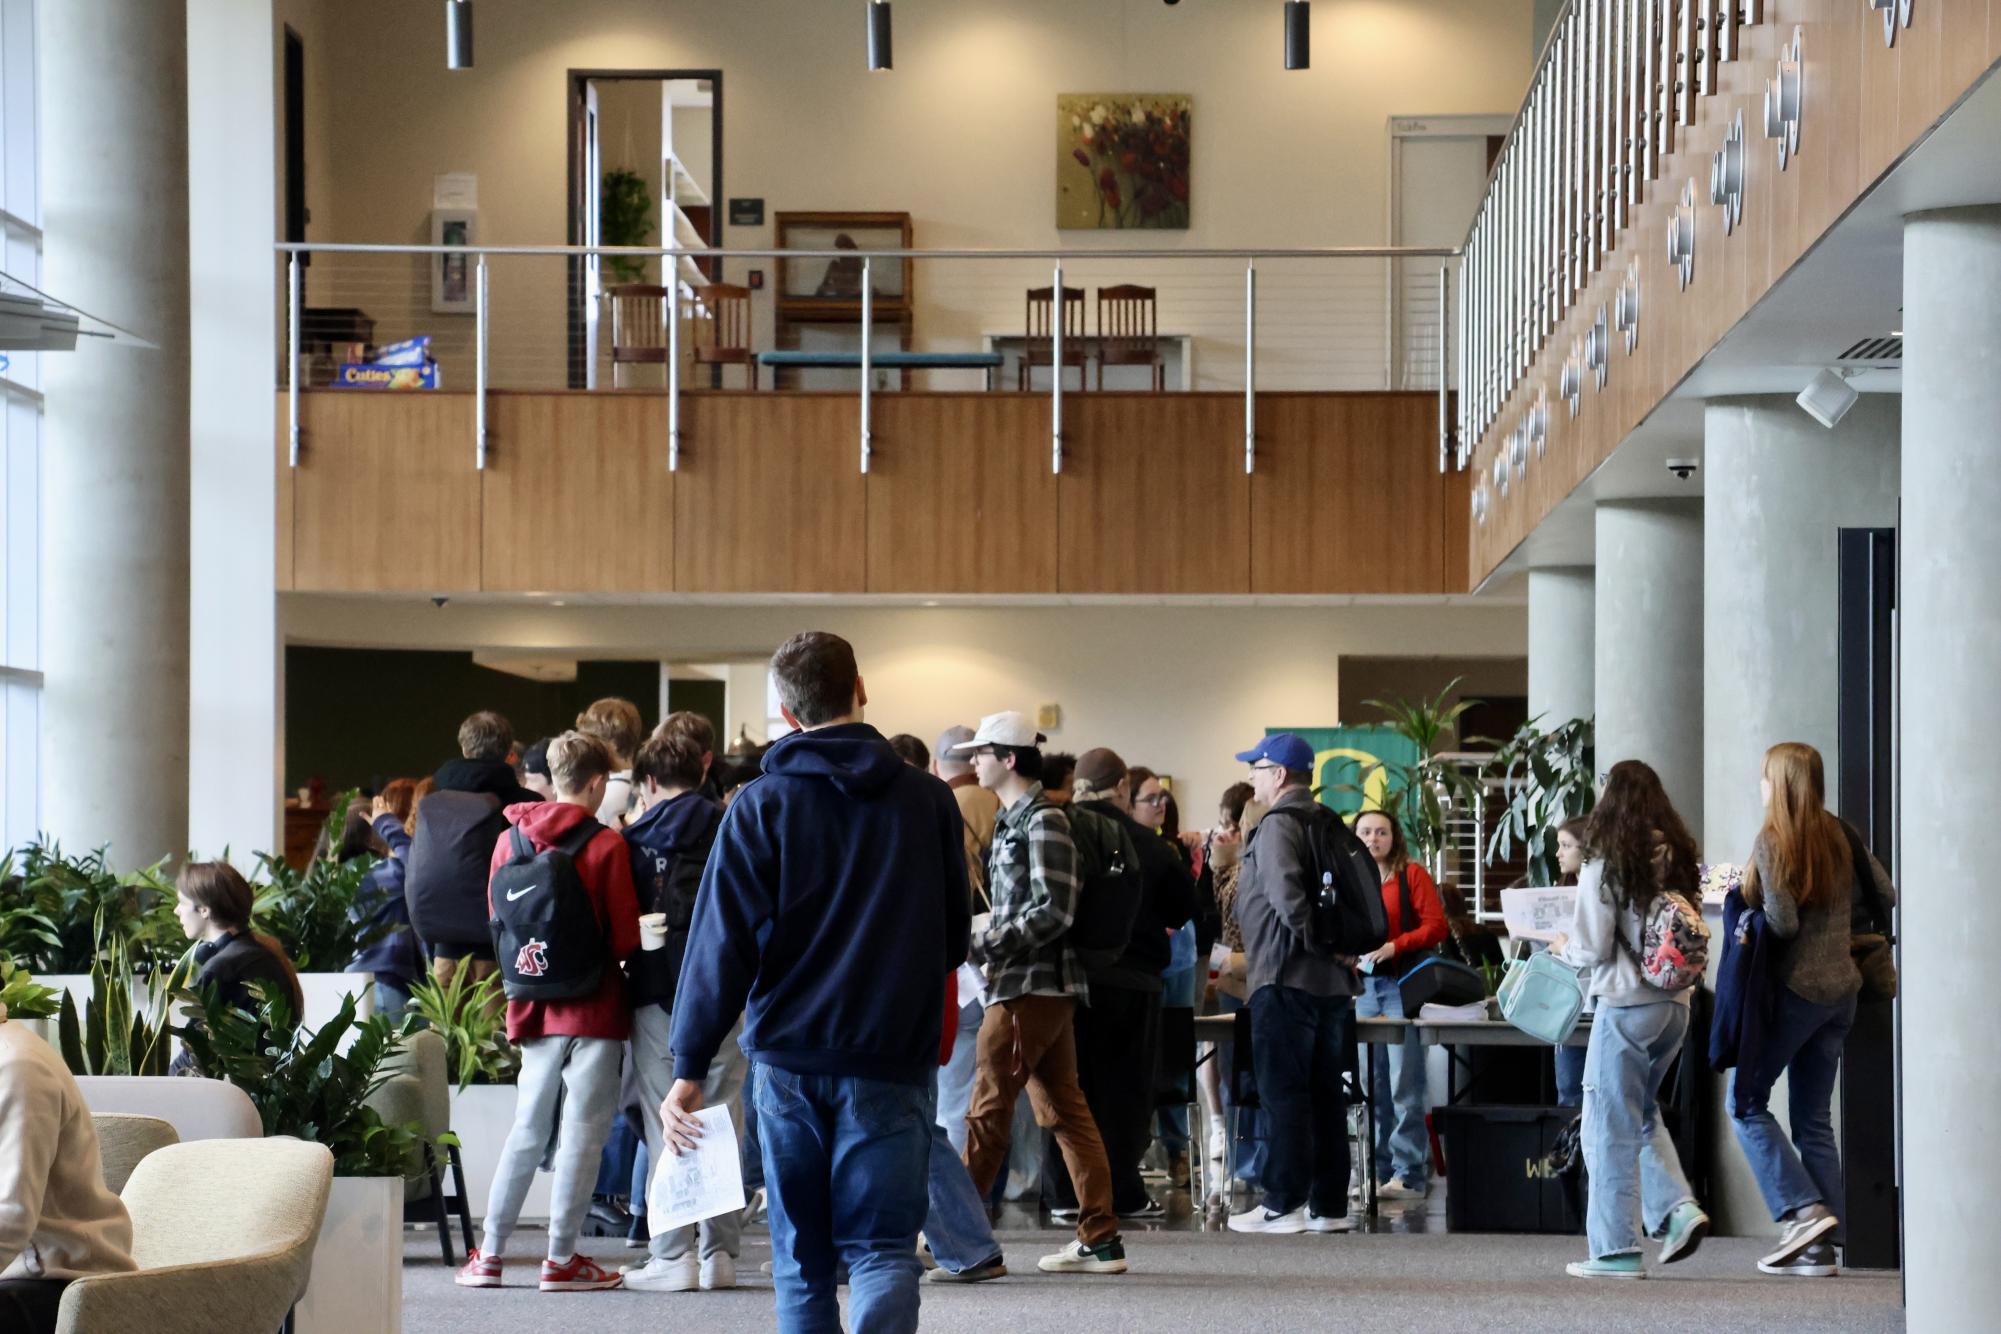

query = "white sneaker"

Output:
[[1036, 1236, 1128, 1274], [699, 1254, 736, 1291], [1376, 1178, 1427, 1201], [1307, 1211, 1354, 1234], [1227, 1205, 1308, 1235], [620, 1255, 700, 1293]]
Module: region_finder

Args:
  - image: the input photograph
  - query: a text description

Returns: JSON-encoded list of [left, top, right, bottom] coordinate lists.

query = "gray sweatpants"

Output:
[[632, 1004, 747, 1262], [481, 1034, 624, 1260]]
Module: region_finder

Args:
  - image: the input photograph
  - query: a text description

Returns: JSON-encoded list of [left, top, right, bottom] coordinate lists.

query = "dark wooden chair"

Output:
[[1021, 285, 1088, 391], [605, 283, 671, 389], [692, 282, 756, 389], [1097, 283, 1164, 390]]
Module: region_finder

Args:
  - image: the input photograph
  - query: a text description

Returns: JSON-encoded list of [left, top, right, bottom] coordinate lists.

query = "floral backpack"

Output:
[[1617, 889, 1710, 991]]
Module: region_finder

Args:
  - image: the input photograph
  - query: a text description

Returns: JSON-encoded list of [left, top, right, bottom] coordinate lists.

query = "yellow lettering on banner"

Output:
[[1314, 747, 1389, 810]]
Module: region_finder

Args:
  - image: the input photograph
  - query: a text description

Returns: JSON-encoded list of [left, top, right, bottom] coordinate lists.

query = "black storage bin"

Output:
[[1437, 1105, 1584, 1234]]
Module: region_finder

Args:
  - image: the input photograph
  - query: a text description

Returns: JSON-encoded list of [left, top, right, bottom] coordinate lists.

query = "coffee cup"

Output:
[[639, 913, 668, 952]]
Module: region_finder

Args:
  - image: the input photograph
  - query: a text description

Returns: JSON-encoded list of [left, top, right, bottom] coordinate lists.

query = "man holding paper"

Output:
[[663, 632, 971, 1334]]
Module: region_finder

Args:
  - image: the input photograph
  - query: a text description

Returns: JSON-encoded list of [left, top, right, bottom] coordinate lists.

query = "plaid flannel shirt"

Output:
[[974, 783, 1087, 1005]]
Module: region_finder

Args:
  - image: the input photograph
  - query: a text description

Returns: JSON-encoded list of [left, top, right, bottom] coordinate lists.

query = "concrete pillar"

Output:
[[1594, 500, 1703, 839], [1902, 204, 2001, 1329], [1527, 567, 1595, 728], [187, 0, 281, 860], [41, 2, 191, 868], [1700, 395, 1899, 863]]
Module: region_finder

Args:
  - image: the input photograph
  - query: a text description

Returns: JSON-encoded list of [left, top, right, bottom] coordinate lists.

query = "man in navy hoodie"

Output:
[[665, 632, 970, 1334]]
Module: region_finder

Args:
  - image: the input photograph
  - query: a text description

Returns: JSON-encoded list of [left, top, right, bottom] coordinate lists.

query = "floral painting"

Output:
[[1057, 94, 1191, 230]]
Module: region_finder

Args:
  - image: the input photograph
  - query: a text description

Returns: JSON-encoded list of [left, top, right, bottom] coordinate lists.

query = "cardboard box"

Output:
[[333, 361, 440, 390]]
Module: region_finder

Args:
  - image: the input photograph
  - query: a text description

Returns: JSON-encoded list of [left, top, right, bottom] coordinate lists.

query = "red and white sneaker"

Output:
[[454, 1249, 503, 1288], [540, 1253, 623, 1292]]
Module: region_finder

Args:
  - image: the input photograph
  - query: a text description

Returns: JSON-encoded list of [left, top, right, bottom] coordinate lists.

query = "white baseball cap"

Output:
[[946, 710, 1046, 753]]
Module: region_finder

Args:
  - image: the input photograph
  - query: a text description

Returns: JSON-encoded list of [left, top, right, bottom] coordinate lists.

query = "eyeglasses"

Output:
[[1249, 762, 1283, 774], [1136, 792, 1169, 807]]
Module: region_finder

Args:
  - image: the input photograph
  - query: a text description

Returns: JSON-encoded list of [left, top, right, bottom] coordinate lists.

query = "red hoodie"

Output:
[[1379, 862, 1449, 957], [488, 800, 643, 1043]]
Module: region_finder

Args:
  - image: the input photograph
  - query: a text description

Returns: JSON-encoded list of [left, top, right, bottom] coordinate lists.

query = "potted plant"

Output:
[[251, 792, 389, 1040], [176, 984, 423, 1334], [406, 969, 536, 1224], [55, 919, 188, 1076], [1481, 715, 1596, 886], [2, 841, 180, 1011], [1349, 679, 1487, 867]]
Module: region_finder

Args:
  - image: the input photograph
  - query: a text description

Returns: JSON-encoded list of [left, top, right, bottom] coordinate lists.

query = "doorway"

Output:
[[567, 70, 724, 388], [1387, 114, 1511, 390]]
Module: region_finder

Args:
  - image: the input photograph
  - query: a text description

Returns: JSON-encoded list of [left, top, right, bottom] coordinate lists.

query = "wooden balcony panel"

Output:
[[865, 395, 1057, 594], [482, 393, 674, 593], [674, 393, 867, 593], [1059, 394, 1250, 595], [292, 393, 481, 592]]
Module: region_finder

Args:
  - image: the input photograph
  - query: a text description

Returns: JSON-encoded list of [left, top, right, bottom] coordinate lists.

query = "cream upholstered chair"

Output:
[[54, 1137, 333, 1334], [76, 1074, 262, 1142], [91, 1114, 179, 1195]]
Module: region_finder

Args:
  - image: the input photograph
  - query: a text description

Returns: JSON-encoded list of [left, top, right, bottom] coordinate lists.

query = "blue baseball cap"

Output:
[[1234, 732, 1313, 772]]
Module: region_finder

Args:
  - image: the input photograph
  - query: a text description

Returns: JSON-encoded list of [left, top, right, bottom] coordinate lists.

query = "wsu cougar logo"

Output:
[[514, 938, 550, 978]]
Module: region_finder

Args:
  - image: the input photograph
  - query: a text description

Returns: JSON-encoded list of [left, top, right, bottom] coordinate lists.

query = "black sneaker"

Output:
[[1758, 1241, 1839, 1277], [1117, 1197, 1166, 1219], [1760, 1206, 1839, 1269]]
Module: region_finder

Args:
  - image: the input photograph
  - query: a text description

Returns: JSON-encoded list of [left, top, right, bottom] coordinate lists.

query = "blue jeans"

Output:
[[1555, 1042, 1586, 1108], [1729, 989, 1858, 1242], [1581, 1000, 1698, 1258], [740, 1078, 765, 1191], [1353, 974, 1430, 1185], [1156, 936, 1199, 1154], [1248, 985, 1353, 1217], [1218, 991, 1267, 1187], [936, 999, 984, 1153], [924, 1118, 1001, 1273], [755, 1064, 932, 1334], [373, 975, 413, 1024]]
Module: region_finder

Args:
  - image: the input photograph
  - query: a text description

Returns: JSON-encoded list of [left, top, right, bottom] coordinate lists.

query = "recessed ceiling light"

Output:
[[551, 601, 567, 607], [922, 600, 940, 608]]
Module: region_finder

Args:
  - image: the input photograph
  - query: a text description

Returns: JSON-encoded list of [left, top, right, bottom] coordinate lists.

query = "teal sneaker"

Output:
[[1659, 1200, 1710, 1265], [1566, 1253, 1645, 1280]]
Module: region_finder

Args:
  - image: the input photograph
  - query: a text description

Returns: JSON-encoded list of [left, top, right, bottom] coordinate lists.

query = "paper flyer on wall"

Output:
[[647, 1105, 747, 1234], [1499, 886, 1577, 942]]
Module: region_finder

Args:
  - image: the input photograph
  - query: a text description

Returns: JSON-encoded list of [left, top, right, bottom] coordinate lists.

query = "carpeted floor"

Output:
[[401, 1208, 1903, 1333]]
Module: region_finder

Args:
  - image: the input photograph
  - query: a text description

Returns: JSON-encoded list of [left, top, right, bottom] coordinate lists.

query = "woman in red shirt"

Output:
[[1352, 810, 1449, 1200]]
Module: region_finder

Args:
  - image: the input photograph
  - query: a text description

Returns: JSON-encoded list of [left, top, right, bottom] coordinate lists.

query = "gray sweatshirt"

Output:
[[1754, 826, 1897, 1006], [1237, 787, 1361, 1000], [1558, 857, 1692, 1010]]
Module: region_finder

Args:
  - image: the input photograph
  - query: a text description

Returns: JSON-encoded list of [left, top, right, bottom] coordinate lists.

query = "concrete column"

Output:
[[1902, 204, 2001, 1330], [1527, 567, 1595, 728], [187, 0, 280, 861], [1700, 395, 1899, 864], [1594, 501, 1703, 839], [41, 2, 191, 868]]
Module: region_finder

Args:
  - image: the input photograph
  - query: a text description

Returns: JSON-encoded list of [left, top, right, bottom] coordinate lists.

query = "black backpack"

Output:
[[1059, 803, 1145, 970], [488, 820, 608, 1001], [405, 790, 509, 949], [1258, 802, 1387, 958]]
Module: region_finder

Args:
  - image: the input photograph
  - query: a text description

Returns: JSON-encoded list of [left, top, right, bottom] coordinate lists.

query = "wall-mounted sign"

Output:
[[729, 197, 765, 226]]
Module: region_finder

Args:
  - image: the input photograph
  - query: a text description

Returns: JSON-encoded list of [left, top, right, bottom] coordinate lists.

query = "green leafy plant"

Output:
[[600, 166, 656, 283], [175, 982, 426, 1177], [1480, 715, 1596, 885], [56, 913, 191, 1076], [0, 958, 60, 1019], [1347, 679, 1487, 864], [249, 789, 391, 972], [3, 840, 181, 974], [405, 968, 517, 1091]]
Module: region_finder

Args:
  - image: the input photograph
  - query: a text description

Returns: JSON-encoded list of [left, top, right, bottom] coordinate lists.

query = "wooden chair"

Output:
[[1022, 285, 1088, 390], [692, 282, 756, 389], [605, 283, 672, 389], [1097, 283, 1165, 391]]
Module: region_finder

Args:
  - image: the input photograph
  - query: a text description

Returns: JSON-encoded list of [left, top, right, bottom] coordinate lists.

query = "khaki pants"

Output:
[[962, 994, 1116, 1246]]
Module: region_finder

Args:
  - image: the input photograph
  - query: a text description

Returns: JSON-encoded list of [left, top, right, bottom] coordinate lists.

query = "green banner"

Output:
[[1268, 726, 1421, 819]]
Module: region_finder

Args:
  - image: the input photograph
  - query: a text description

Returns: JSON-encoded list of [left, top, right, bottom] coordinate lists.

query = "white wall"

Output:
[[281, 596, 1527, 812], [299, 0, 1535, 389]]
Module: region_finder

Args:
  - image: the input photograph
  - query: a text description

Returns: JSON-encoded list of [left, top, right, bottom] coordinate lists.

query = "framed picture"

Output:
[[1057, 94, 1192, 230], [774, 212, 913, 307], [431, 209, 477, 314]]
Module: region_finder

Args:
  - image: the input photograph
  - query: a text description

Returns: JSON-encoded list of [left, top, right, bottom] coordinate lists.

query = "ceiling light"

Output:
[[867, 2, 893, 72], [1797, 367, 1859, 429], [1284, 2, 1310, 70], [446, 1, 473, 71]]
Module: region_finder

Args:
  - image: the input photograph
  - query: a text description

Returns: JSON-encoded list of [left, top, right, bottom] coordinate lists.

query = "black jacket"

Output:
[[433, 756, 543, 808], [193, 931, 299, 1015], [1077, 800, 1198, 993], [622, 789, 723, 1009]]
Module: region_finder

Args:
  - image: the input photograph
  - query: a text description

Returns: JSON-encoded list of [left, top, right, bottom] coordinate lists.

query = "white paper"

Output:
[[433, 171, 478, 209], [1500, 886, 1577, 943], [647, 1105, 747, 1233]]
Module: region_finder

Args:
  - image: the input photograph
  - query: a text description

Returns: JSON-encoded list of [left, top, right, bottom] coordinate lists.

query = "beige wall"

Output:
[[281, 596, 1528, 813], [296, 0, 1534, 388]]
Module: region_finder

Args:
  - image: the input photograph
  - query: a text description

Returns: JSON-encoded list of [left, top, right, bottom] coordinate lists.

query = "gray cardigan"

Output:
[[1755, 825, 1898, 1006], [1237, 788, 1360, 1000]]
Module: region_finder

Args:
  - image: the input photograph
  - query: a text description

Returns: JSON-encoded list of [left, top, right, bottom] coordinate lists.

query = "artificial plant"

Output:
[[601, 167, 656, 283], [1480, 715, 1596, 885], [1356, 678, 1487, 864]]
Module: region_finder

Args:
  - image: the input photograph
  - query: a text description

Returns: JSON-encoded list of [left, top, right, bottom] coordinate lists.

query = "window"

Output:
[[0, 0, 43, 849]]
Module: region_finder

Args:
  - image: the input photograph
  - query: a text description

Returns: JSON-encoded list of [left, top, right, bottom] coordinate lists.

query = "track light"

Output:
[[1285, 2, 1310, 71], [867, 2, 893, 72], [1797, 368, 1860, 429], [446, 0, 473, 70]]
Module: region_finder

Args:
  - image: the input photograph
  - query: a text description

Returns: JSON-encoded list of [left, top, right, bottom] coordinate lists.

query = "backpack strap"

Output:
[[1395, 867, 1415, 939], [509, 826, 533, 860], [554, 815, 603, 860], [1838, 819, 1893, 938]]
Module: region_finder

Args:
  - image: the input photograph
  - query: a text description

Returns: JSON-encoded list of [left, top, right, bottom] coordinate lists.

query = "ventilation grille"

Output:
[[1835, 335, 1902, 363]]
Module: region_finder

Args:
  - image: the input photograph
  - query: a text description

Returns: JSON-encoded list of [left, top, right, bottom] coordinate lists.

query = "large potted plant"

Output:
[[55, 919, 188, 1076], [1, 841, 180, 1011], [176, 984, 423, 1334], [407, 968, 535, 1224], [1481, 715, 1596, 886], [1351, 679, 1487, 867], [251, 792, 390, 1041]]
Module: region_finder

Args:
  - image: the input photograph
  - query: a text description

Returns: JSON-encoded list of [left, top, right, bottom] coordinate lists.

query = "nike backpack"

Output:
[[1258, 802, 1389, 959], [1062, 803, 1146, 971], [488, 820, 608, 1001]]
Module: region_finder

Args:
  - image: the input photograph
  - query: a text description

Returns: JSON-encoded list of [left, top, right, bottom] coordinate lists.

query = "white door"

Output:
[[1392, 129, 1496, 390]]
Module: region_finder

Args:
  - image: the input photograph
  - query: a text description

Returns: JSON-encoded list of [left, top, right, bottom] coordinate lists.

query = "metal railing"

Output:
[[276, 240, 1459, 477]]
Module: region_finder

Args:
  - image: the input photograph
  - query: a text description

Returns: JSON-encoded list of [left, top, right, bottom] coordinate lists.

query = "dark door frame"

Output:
[[566, 68, 725, 389]]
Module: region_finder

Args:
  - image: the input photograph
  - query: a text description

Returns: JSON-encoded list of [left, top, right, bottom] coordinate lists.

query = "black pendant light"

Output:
[[1284, 1, 1310, 71], [446, 0, 474, 71], [867, 2, 893, 72]]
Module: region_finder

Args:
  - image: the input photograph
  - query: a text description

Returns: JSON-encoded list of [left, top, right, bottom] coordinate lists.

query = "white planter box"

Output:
[[296, 972, 374, 1051], [297, 1175, 401, 1334], [449, 1082, 550, 1226]]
